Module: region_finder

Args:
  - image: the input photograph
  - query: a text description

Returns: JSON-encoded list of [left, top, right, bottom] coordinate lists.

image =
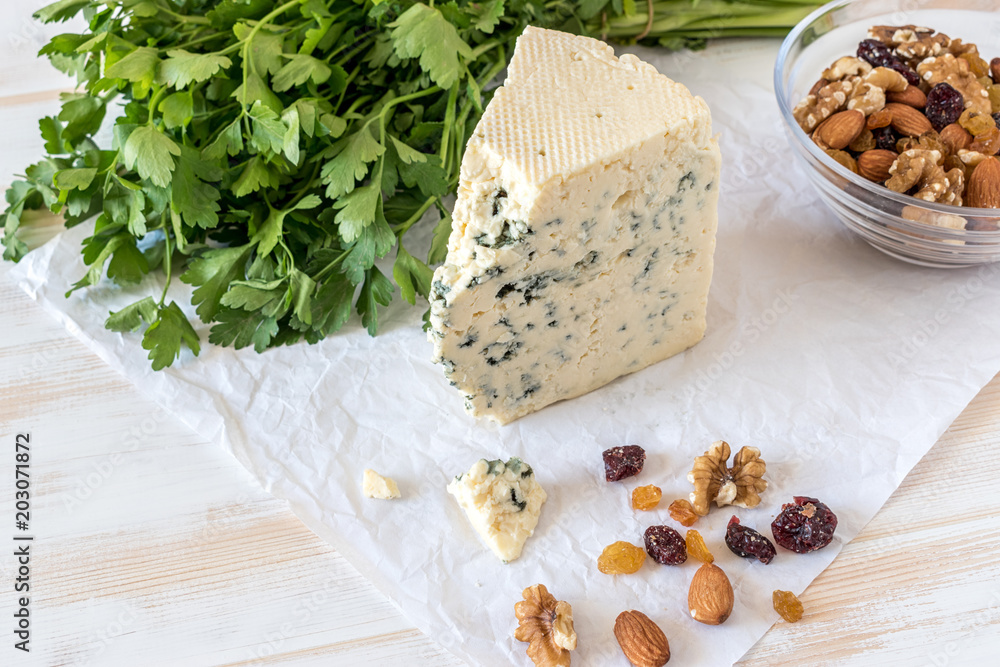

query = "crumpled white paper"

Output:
[[8, 40, 1000, 665]]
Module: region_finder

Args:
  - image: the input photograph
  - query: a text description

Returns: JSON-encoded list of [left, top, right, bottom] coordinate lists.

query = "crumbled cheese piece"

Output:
[[447, 457, 546, 562], [362, 469, 401, 499]]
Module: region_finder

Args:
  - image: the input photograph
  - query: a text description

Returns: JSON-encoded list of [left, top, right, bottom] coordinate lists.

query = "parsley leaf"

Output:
[[393, 244, 434, 305], [106, 296, 159, 332], [158, 50, 233, 88], [272, 54, 333, 92], [232, 155, 280, 197], [105, 46, 161, 89], [357, 267, 394, 336], [321, 129, 385, 199], [333, 183, 380, 244], [389, 3, 473, 89], [171, 147, 222, 229], [208, 308, 279, 352], [469, 0, 506, 33], [181, 245, 253, 322], [122, 126, 181, 188], [142, 301, 201, 370], [160, 91, 194, 129], [428, 210, 453, 265]]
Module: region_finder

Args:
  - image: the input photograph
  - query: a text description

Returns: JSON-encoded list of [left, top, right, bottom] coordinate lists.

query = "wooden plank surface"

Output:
[[3, 271, 999, 666], [2, 3, 999, 664]]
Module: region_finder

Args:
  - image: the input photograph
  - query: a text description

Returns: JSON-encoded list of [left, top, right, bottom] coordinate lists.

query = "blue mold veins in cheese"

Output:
[[428, 27, 721, 424]]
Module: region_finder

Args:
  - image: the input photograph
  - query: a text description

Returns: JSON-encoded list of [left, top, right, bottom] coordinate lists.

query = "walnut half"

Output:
[[687, 441, 768, 516], [514, 584, 576, 667]]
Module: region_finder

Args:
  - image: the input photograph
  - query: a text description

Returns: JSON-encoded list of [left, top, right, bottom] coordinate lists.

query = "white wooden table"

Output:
[[3, 4, 1000, 665]]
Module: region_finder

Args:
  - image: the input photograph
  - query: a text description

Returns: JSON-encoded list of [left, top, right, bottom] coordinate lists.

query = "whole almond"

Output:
[[886, 85, 927, 109], [857, 149, 898, 182], [808, 77, 829, 96], [614, 611, 670, 667], [966, 158, 1000, 208], [939, 123, 973, 153], [816, 110, 865, 150], [885, 102, 933, 136], [688, 563, 735, 626], [991, 57, 1000, 84]]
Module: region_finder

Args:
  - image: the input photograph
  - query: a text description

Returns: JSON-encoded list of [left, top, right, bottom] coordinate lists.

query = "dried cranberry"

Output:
[[857, 38, 893, 66], [856, 39, 919, 86], [644, 525, 687, 565], [967, 218, 1000, 231], [887, 61, 920, 87], [872, 125, 899, 151], [771, 497, 838, 553], [925, 83, 965, 131], [725, 516, 776, 564], [602, 445, 645, 481]]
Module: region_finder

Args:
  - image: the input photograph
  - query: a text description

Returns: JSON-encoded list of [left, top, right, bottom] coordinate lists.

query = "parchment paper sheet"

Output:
[[9, 41, 1000, 665]]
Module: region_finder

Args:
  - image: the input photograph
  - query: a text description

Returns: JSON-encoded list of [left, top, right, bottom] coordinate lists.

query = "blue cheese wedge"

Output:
[[428, 27, 721, 424], [447, 457, 546, 562]]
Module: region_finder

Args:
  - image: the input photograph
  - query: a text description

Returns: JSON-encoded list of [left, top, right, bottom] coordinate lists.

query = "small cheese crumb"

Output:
[[362, 469, 401, 499]]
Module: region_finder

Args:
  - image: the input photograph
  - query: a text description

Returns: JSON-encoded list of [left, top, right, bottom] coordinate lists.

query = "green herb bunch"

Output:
[[2, 0, 820, 370]]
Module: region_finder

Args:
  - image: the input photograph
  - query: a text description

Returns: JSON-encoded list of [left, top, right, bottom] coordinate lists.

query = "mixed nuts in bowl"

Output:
[[775, 0, 1000, 267]]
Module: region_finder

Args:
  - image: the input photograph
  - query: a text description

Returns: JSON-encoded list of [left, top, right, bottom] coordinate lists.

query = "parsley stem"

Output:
[[332, 36, 375, 68], [160, 228, 173, 307], [147, 87, 167, 125], [439, 83, 459, 171], [155, 3, 211, 26], [469, 40, 500, 60], [394, 196, 438, 236], [244, 0, 301, 44], [237, 0, 300, 121], [373, 86, 441, 124], [287, 163, 320, 208], [313, 250, 349, 281], [168, 31, 226, 52]]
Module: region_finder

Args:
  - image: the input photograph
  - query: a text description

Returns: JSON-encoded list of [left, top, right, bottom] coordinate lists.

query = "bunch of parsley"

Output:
[[3, 0, 817, 370]]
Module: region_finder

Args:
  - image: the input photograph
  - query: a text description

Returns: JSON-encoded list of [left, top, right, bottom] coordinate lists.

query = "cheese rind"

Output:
[[447, 457, 546, 562], [429, 26, 721, 424]]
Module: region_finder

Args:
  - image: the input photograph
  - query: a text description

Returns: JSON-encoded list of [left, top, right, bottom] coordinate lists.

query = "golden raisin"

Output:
[[631, 484, 662, 511], [685, 529, 714, 564], [960, 52, 991, 79], [866, 107, 893, 130], [959, 109, 996, 136], [849, 128, 876, 152], [598, 541, 647, 575], [824, 149, 858, 174], [772, 590, 804, 623], [989, 85, 1000, 113], [668, 499, 699, 527], [970, 126, 1000, 156]]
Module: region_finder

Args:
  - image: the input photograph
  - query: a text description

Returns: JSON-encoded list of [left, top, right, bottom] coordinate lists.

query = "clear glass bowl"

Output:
[[775, 0, 1000, 268]]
